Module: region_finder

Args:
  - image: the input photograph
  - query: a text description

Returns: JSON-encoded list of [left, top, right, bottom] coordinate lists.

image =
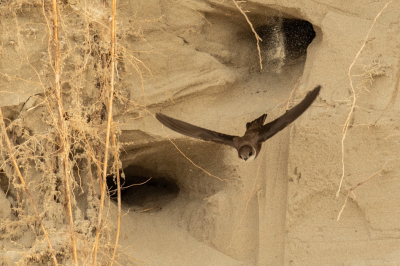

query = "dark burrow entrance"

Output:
[[255, 17, 316, 67], [255, 17, 316, 63], [106, 164, 180, 210]]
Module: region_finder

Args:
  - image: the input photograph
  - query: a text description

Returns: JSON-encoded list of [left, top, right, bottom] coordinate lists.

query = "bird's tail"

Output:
[[246, 113, 268, 129]]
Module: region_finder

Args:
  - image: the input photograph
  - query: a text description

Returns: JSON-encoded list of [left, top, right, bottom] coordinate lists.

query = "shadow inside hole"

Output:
[[107, 165, 180, 210], [256, 17, 316, 66], [0, 172, 9, 195]]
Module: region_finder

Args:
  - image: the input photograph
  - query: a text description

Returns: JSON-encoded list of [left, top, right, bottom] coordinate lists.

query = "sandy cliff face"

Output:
[[0, 0, 399, 265]]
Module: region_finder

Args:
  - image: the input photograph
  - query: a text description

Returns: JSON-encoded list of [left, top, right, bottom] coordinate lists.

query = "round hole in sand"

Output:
[[256, 17, 316, 65], [106, 166, 180, 210]]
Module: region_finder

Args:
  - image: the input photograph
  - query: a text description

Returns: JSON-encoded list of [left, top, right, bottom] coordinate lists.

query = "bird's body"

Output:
[[156, 86, 321, 161], [231, 114, 267, 161]]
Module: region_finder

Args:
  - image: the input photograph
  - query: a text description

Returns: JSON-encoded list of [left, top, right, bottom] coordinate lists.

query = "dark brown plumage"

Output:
[[156, 85, 321, 161]]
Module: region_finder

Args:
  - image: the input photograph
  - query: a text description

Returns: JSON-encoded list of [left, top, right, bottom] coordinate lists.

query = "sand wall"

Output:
[[1, 0, 399, 265]]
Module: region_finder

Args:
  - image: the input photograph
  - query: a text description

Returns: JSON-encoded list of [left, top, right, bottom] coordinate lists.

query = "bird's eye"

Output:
[[249, 152, 253, 156]]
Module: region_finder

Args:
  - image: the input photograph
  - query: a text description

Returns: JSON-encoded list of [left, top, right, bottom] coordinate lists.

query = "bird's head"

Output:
[[238, 145, 256, 162]]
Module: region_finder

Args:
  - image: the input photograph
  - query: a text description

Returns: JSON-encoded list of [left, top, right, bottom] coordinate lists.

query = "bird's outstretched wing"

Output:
[[156, 113, 237, 148], [258, 85, 321, 142]]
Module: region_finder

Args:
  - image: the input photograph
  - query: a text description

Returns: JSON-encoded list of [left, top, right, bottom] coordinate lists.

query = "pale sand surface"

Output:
[[1, 1, 400, 265]]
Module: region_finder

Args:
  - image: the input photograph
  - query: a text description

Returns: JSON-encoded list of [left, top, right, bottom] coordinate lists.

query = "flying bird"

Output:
[[156, 85, 321, 161]]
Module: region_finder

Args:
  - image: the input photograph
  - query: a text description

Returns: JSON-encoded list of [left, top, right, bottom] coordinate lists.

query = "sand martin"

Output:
[[156, 85, 320, 161]]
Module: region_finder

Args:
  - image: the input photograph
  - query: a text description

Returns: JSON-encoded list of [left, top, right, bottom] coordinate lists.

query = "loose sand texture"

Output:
[[1, 0, 400, 265]]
